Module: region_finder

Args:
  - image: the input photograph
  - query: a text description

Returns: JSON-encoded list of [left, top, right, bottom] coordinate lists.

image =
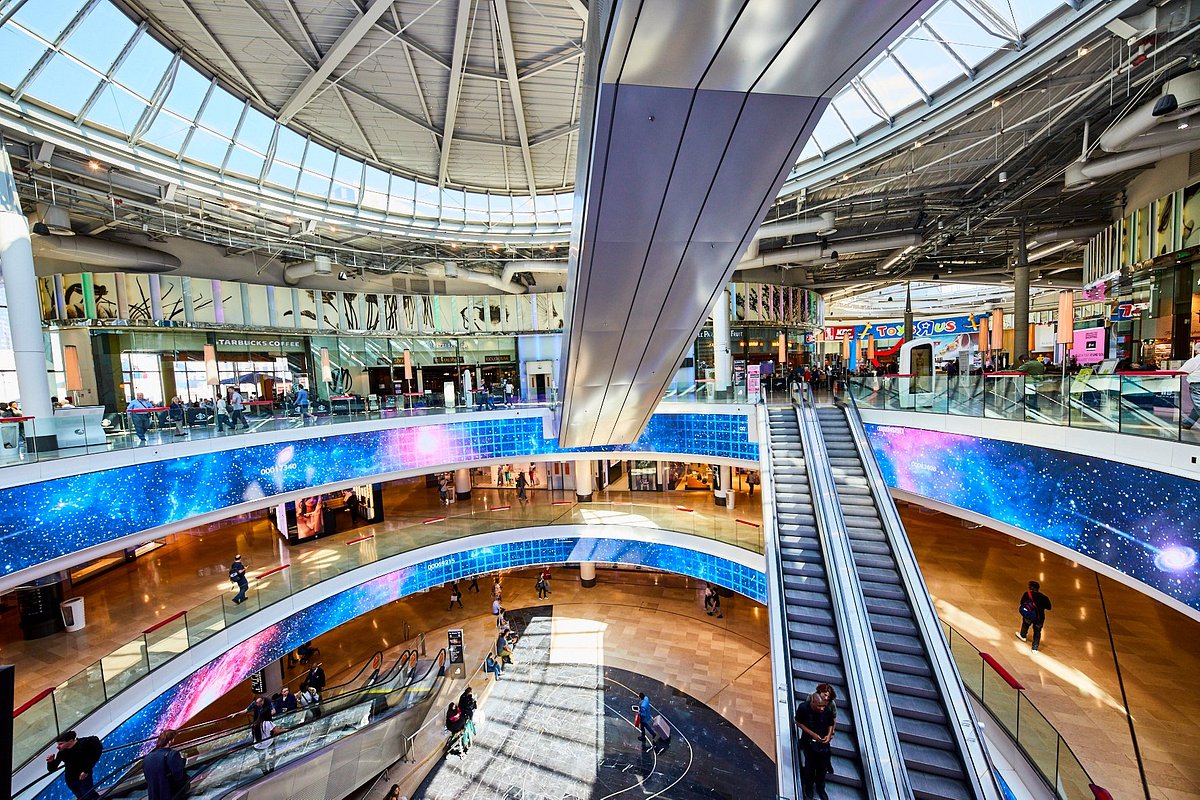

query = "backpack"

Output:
[[1019, 591, 1038, 623]]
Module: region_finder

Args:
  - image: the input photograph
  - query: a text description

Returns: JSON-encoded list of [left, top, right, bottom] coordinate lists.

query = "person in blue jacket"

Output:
[[141, 729, 188, 800]]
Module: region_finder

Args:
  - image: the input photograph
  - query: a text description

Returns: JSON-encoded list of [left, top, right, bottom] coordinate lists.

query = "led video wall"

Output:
[[35, 536, 763, 800], [0, 412, 757, 576], [865, 424, 1200, 614]]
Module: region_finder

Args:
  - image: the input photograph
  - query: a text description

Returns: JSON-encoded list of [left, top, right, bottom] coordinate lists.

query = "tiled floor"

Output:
[[902, 504, 1200, 800], [0, 480, 761, 708]]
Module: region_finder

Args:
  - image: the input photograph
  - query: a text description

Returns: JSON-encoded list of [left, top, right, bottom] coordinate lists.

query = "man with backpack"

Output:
[[1016, 580, 1052, 652], [229, 554, 249, 604]]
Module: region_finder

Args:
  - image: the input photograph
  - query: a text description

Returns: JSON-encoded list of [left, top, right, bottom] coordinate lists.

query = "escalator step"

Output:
[[871, 629, 926, 656], [883, 669, 938, 699], [890, 691, 947, 724], [791, 657, 846, 686], [787, 619, 839, 644], [895, 717, 957, 752], [783, 573, 829, 593], [878, 649, 932, 676], [910, 772, 972, 800], [786, 605, 834, 627], [789, 639, 843, 665], [862, 596, 914, 617], [859, 580, 908, 602], [851, 548, 896, 566], [903, 743, 968, 781], [785, 588, 832, 608], [856, 566, 902, 585]]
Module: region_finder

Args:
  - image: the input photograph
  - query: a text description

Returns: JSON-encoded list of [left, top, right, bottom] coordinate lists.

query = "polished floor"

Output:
[[902, 504, 1200, 800], [413, 610, 775, 800], [0, 480, 762, 707]]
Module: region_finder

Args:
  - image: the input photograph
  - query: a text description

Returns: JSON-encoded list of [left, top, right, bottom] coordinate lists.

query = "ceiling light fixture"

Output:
[[998, 171, 1008, 183], [87, 160, 102, 171], [1179, 120, 1190, 130], [1077, 46, 1089, 57]]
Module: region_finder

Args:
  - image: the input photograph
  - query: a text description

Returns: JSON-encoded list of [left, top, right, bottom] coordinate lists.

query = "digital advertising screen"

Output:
[[865, 424, 1200, 615]]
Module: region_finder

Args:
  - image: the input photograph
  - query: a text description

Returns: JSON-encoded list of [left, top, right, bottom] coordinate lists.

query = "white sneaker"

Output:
[[1014, 632, 1026, 641]]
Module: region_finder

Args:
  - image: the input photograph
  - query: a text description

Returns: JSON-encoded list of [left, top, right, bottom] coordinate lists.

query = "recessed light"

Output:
[[1179, 121, 1190, 130], [1077, 46, 1089, 57], [87, 160, 102, 171]]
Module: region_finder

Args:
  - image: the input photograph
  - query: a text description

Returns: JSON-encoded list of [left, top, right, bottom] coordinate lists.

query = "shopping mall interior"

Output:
[[1, 1, 1199, 799]]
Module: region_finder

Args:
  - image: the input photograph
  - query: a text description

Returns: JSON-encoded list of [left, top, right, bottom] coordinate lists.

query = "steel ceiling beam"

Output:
[[438, 0, 475, 188], [278, 0, 396, 124], [493, 0, 538, 195]]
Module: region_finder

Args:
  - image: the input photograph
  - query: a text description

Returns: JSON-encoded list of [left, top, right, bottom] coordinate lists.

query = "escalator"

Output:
[[766, 406, 869, 798], [812, 403, 997, 800], [95, 648, 443, 800]]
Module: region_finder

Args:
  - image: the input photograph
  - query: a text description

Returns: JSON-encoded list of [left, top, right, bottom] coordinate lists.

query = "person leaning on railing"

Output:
[[1180, 343, 1200, 431]]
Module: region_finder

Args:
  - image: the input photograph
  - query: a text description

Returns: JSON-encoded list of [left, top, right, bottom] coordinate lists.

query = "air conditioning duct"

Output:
[[30, 234, 181, 272], [421, 261, 526, 294], [737, 232, 920, 271], [282, 254, 332, 285], [499, 260, 568, 287], [753, 211, 837, 241], [35, 203, 74, 236], [1065, 138, 1200, 189]]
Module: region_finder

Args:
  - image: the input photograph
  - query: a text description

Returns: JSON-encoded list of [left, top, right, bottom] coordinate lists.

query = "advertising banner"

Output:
[[1073, 328, 1106, 364]]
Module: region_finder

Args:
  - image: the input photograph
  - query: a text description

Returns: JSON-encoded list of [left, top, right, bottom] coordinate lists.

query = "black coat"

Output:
[[142, 747, 187, 800]]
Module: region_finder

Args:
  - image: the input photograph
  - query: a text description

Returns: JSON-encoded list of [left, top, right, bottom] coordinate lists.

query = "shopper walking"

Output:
[[295, 385, 311, 422], [438, 474, 450, 506], [229, 554, 249, 604], [1016, 580, 1052, 651], [168, 396, 187, 436], [449, 582, 463, 609], [141, 729, 188, 800], [1180, 343, 1200, 431], [215, 394, 230, 432], [45, 731, 103, 800], [636, 693, 653, 750], [228, 388, 250, 430], [128, 392, 155, 444], [536, 573, 549, 599], [492, 576, 503, 601], [468, 576, 480, 593], [794, 685, 837, 800], [306, 663, 327, 693], [515, 471, 528, 501]]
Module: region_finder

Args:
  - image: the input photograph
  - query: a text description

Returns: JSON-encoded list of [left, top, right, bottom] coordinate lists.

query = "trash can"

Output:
[[60, 597, 86, 632]]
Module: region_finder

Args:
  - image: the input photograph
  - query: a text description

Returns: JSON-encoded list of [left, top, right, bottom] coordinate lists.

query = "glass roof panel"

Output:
[[11, 0, 89, 42], [197, 86, 243, 134], [810, 107, 852, 150], [161, 62, 209, 121], [861, 56, 922, 116], [24, 53, 100, 115], [978, 0, 1058, 32], [0, 27, 46, 90], [272, 126, 306, 166], [86, 82, 146, 135], [925, 2, 1011, 68], [142, 110, 191, 153], [830, 87, 884, 137], [234, 106, 275, 152], [332, 154, 362, 187], [183, 127, 230, 167], [796, 138, 822, 164], [112, 32, 172, 99], [301, 140, 335, 177], [892, 31, 964, 93], [61, 1, 136, 74], [224, 145, 264, 178]]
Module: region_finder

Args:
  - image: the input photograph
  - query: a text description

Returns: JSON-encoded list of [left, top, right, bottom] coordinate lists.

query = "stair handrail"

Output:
[[795, 386, 913, 800], [756, 402, 801, 800], [841, 398, 1003, 800]]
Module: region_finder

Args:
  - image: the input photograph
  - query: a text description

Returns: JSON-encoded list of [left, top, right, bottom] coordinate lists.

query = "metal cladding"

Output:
[[559, 0, 934, 447]]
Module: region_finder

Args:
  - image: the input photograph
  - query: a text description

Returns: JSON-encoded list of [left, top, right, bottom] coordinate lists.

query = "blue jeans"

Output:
[[132, 415, 149, 442], [66, 772, 97, 800], [234, 579, 248, 603]]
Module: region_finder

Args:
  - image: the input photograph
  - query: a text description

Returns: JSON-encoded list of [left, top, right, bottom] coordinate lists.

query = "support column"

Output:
[[579, 561, 596, 588], [454, 467, 472, 501], [574, 460, 593, 502], [712, 464, 728, 507], [903, 282, 913, 344], [1013, 227, 1030, 360], [713, 286, 732, 399], [0, 151, 55, 450], [721, 465, 734, 510]]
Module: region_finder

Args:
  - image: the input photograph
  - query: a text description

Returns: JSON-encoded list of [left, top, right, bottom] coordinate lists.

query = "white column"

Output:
[[574, 459, 593, 502], [722, 465, 734, 510], [713, 286, 732, 398], [454, 467, 472, 500], [712, 464, 727, 507], [0, 152, 56, 449], [579, 561, 596, 588]]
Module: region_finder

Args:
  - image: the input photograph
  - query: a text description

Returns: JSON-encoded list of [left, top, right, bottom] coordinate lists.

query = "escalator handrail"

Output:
[[841, 399, 1003, 800], [795, 387, 912, 800], [756, 402, 802, 800]]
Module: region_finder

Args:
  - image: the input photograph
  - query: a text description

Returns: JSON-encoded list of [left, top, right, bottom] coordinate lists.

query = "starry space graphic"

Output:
[[34, 536, 763, 800], [866, 423, 1200, 613], [0, 413, 757, 577]]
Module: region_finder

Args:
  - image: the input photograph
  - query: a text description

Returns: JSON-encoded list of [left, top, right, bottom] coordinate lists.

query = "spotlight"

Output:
[[998, 171, 1008, 183], [1152, 93, 1178, 117], [1179, 120, 1190, 130], [87, 160, 102, 171]]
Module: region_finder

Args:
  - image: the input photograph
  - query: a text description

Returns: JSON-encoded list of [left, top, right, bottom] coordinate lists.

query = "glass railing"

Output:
[[0, 395, 557, 470], [11, 495, 762, 771], [940, 621, 1109, 800], [848, 372, 1194, 444]]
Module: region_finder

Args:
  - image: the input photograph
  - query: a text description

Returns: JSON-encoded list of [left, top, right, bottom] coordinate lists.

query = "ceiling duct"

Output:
[[421, 261, 527, 295], [753, 211, 837, 241], [282, 254, 333, 285], [737, 232, 921, 271], [499, 260, 568, 288], [31, 234, 180, 272], [1066, 71, 1200, 189], [34, 203, 74, 236]]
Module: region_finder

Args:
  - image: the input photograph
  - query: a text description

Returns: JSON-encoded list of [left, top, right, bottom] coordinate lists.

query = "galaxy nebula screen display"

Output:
[[0, 412, 756, 576], [35, 535, 762, 800], [865, 424, 1200, 614]]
